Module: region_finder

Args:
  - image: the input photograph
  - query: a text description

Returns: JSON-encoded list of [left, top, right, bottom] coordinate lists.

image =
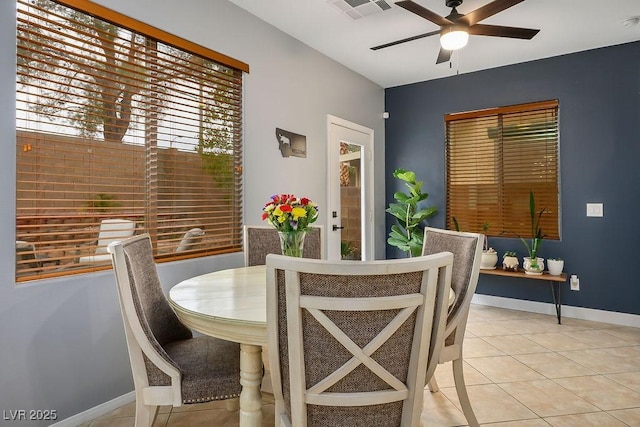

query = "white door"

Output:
[[327, 115, 374, 260]]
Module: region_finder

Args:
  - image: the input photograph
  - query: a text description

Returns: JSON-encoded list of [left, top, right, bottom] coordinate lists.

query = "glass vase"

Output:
[[278, 230, 306, 257]]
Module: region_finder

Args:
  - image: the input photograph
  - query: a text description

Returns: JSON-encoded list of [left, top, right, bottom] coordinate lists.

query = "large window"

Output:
[[16, 0, 248, 281], [445, 100, 559, 239]]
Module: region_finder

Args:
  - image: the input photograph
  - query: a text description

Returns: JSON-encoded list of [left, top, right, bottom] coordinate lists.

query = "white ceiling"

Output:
[[226, 0, 640, 88]]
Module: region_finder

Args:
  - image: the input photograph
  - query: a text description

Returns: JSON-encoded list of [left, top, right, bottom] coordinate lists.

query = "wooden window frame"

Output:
[[16, 0, 248, 281], [445, 100, 560, 240]]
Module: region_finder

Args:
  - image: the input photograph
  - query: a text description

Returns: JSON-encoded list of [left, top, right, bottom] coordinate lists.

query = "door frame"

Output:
[[326, 115, 375, 260]]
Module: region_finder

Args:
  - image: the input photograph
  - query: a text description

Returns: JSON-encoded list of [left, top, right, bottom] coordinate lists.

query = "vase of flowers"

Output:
[[262, 194, 319, 257]]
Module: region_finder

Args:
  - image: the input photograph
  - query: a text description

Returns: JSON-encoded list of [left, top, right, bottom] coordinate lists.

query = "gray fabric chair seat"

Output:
[[163, 336, 241, 403]]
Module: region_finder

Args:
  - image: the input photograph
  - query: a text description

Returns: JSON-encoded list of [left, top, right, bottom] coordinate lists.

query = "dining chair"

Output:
[[265, 252, 453, 426], [79, 218, 136, 264], [421, 226, 483, 427], [243, 225, 322, 266], [108, 234, 241, 427]]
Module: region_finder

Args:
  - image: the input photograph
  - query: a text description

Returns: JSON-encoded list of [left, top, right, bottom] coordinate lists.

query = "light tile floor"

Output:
[[83, 304, 640, 426]]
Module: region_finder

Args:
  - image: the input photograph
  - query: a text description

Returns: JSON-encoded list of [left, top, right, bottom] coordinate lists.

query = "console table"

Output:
[[479, 268, 568, 324]]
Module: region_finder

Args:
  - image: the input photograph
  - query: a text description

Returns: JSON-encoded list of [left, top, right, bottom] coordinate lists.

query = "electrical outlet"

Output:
[[570, 274, 580, 291], [586, 203, 603, 217]]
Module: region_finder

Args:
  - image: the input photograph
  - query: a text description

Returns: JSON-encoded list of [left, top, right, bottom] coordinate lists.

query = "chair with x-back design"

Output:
[[265, 253, 453, 426]]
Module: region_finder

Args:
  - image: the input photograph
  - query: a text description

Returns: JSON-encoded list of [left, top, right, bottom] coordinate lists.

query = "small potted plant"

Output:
[[503, 251, 519, 271], [547, 257, 564, 275], [480, 222, 497, 269], [520, 191, 545, 275]]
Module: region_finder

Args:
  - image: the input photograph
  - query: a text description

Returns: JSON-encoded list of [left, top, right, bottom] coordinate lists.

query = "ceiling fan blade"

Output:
[[371, 30, 440, 50], [468, 24, 539, 39], [459, 0, 525, 26], [436, 48, 452, 64], [396, 0, 452, 27]]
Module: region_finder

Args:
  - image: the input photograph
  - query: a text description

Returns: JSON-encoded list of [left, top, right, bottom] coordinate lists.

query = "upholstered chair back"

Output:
[[422, 228, 481, 325], [266, 253, 453, 427], [244, 225, 322, 266]]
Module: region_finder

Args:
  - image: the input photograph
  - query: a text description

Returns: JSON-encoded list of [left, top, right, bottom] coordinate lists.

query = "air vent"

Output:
[[328, 0, 392, 20]]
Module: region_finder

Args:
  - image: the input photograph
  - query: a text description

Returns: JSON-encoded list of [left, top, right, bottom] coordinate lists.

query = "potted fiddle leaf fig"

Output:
[[386, 168, 437, 257]]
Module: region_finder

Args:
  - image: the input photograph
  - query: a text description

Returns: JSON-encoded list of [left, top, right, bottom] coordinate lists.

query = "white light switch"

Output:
[[586, 203, 603, 217]]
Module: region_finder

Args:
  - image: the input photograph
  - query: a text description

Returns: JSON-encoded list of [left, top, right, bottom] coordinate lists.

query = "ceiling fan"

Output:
[[371, 0, 540, 64]]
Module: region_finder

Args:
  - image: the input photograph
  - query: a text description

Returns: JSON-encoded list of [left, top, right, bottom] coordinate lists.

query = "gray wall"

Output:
[[0, 0, 385, 424], [385, 41, 640, 315]]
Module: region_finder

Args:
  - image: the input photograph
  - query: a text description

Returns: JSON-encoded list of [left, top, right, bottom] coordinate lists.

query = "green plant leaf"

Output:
[[394, 169, 415, 183], [415, 193, 429, 202], [529, 190, 536, 239], [386, 204, 409, 222], [412, 207, 438, 221], [389, 225, 407, 239], [394, 192, 411, 203]]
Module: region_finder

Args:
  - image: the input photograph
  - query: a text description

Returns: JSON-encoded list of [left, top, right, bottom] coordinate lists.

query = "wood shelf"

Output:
[[480, 267, 567, 283]]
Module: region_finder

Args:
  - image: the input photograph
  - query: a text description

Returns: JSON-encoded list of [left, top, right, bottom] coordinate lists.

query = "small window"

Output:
[[16, 0, 248, 281], [445, 100, 559, 239]]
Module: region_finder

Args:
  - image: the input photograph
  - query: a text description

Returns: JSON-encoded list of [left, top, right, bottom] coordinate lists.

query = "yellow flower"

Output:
[[291, 207, 307, 220], [273, 206, 283, 216]]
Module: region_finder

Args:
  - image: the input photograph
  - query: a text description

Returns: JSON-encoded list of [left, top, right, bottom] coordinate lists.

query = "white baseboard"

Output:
[[472, 294, 640, 328], [50, 391, 135, 427]]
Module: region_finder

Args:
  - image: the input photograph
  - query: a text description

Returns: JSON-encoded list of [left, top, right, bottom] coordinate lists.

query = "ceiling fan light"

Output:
[[440, 26, 468, 51]]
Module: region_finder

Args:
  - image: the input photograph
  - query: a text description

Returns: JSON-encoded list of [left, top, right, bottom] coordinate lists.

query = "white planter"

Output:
[[523, 257, 545, 275], [502, 255, 519, 271], [480, 250, 498, 269], [547, 259, 564, 275]]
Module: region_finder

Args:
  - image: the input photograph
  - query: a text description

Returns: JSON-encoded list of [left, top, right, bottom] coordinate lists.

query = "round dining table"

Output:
[[168, 265, 267, 427]]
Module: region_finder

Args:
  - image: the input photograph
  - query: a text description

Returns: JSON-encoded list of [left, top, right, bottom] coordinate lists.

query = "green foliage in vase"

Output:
[[386, 168, 437, 257], [481, 222, 491, 251]]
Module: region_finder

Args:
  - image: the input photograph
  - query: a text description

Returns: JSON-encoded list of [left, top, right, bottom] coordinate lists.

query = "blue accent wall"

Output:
[[385, 41, 640, 315]]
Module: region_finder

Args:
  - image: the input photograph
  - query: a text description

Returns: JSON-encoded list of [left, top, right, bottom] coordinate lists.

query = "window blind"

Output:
[[16, 0, 246, 281], [445, 100, 559, 240]]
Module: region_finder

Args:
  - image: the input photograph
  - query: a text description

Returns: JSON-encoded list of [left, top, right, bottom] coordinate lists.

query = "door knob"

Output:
[[332, 225, 344, 231]]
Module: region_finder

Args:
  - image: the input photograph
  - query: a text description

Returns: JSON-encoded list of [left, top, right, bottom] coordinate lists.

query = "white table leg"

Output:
[[239, 343, 263, 427]]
